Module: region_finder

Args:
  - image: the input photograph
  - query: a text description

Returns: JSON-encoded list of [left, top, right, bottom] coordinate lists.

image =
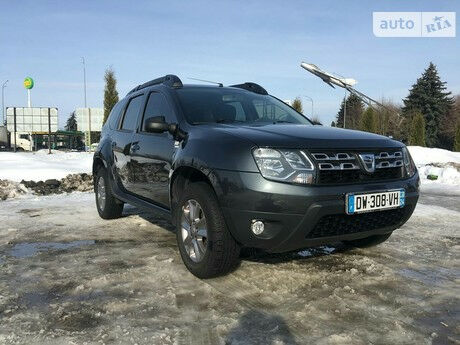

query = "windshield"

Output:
[[175, 87, 312, 125]]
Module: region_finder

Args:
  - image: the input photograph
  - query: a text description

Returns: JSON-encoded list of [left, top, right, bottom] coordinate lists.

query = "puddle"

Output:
[[9, 240, 95, 258]]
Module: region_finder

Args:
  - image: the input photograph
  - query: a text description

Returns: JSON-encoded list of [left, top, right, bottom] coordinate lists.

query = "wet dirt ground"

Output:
[[0, 191, 458, 345]]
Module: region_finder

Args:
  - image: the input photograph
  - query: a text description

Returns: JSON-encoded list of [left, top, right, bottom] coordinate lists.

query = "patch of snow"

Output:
[[0, 150, 92, 182], [408, 146, 460, 190], [408, 146, 460, 166], [419, 183, 460, 196]]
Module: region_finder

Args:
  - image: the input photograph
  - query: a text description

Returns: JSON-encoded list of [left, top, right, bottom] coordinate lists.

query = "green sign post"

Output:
[[24, 77, 34, 89], [24, 77, 34, 107]]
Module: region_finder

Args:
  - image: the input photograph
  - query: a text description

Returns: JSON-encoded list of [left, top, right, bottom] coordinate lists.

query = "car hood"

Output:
[[214, 123, 402, 149]]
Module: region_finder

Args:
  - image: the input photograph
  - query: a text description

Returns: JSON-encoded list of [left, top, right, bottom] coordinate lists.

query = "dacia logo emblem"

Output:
[[358, 153, 375, 173]]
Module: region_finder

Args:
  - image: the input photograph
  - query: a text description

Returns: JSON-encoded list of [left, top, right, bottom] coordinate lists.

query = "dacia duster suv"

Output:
[[93, 75, 419, 278]]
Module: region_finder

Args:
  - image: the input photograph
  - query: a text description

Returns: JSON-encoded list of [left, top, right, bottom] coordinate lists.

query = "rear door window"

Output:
[[120, 95, 143, 131], [108, 101, 124, 129]]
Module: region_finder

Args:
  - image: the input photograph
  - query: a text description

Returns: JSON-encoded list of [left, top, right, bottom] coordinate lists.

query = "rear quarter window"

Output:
[[107, 101, 125, 130]]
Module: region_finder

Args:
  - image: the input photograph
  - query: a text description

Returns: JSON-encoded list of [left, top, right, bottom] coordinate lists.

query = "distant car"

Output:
[[93, 75, 420, 278]]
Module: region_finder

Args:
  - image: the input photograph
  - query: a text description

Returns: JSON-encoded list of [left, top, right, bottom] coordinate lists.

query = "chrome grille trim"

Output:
[[312, 150, 403, 171], [375, 160, 403, 169], [312, 152, 355, 161], [376, 151, 402, 159], [318, 162, 359, 170]]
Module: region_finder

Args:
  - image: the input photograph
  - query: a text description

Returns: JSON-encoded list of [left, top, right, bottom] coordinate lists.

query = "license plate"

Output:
[[346, 189, 405, 215]]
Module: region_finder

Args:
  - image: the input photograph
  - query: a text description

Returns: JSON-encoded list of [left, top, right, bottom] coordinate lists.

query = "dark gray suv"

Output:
[[93, 75, 419, 278]]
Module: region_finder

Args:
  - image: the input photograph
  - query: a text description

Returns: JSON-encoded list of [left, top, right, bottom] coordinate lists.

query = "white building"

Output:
[[76, 108, 104, 132]]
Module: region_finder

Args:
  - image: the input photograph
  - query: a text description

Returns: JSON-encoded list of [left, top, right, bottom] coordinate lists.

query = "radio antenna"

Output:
[[188, 77, 223, 87]]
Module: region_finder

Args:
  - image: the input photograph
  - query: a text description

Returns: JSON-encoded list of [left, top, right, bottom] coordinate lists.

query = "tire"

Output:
[[175, 181, 240, 278], [95, 166, 124, 219], [344, 232, 392, 248]]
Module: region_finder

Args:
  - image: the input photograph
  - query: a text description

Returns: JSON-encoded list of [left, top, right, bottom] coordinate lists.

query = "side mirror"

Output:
[[145, 116, 169, 133], [311, 120, 323, 126], [144, 116, 188, 141]]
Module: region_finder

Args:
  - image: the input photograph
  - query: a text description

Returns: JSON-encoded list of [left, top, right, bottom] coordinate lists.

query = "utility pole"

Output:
[[81, 57, 90, 149], [13, 107, 16, 152], [81, 57, 87, 108], [88, 108, 92, 149], [304, 95, 314, 118], [332, 72, 348, 129], [1, 80, 8, 125], [48, 107, 52, 154]]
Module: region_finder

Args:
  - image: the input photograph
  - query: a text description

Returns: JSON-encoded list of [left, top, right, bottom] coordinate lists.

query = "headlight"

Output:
[[252, 148, 315, 184], [402, 147, 416, 177]]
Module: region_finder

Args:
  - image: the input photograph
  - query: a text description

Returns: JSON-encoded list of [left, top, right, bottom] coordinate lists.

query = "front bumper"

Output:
[[212, 169, 419, 253]]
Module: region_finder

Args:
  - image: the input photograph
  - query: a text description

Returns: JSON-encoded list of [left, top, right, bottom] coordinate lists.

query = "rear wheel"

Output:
[[95, 167, 123, 219], [344, 232, 392, 248], [176, 182, 240, 278]]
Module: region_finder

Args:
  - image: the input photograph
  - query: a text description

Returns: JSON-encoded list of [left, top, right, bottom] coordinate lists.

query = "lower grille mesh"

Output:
[[306, 208, 407, 239], [318, 167, 403, 184]]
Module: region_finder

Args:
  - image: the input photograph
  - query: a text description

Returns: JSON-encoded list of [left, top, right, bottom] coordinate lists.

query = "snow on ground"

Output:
[[408, 146, 460, 166], [0, 150, 93, 182], [408, 146, 460, 194]]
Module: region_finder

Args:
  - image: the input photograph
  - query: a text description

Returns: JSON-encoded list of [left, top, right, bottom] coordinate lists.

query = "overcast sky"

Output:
[[1, 0, 459, 127]]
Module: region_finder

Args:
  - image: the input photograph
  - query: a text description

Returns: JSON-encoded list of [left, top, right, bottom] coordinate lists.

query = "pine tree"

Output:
[[409, 111, 426, 146], [65, 111, 77, 131], [360, 107, 377, 133], [402, 62, 453, 147], [439, 95, 460, 149], [292, 97, 303, 113], [331, 121, 336, 127], [103, 67, 119, 124], [453, 123, 460, 152], [335, 93, 364, 129]]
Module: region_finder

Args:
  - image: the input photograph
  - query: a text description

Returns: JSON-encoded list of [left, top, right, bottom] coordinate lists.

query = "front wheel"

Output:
[[344, 232, 392, 248], [176, 182, 240, 278], [95, 167, 124, 219]]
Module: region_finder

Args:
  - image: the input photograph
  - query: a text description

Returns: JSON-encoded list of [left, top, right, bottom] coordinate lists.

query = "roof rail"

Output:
[[128, 74, 183, 95], [230, 82, 268, 95]]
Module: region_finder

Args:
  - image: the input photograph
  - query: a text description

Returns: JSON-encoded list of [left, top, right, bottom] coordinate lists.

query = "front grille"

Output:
[[310, 149, 404, 184], [306, 208, 407, 239]]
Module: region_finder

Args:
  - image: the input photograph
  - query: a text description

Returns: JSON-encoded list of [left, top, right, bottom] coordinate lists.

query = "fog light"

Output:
[[251, 220, 264, 235], [293, 172, 313, 184]]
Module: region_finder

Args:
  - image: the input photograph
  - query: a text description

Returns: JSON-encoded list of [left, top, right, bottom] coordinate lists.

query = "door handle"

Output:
[[130, 143, 140, 153]]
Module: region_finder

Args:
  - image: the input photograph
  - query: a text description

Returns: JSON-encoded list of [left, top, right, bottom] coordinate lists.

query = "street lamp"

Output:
[[81, 57, 87, 108], [2, 80, 8, 125], [303, 95, 314, 118], [333, 72, 352, 129], [81, 57, 91, 148]]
